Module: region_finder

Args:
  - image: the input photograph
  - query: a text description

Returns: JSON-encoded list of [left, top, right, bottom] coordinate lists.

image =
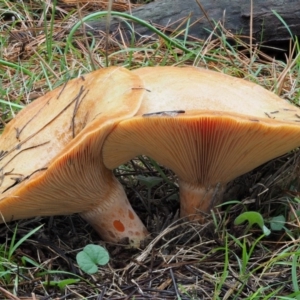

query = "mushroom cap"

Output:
[[0, 67, 145, 221]]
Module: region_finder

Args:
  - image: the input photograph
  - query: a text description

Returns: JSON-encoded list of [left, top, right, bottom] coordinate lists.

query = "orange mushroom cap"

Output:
[[0, 67, 148, 246], [102, 66, 300, 219]]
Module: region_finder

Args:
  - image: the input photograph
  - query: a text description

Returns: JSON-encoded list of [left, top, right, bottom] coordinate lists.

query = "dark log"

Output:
[[85, 0, 300, 46]]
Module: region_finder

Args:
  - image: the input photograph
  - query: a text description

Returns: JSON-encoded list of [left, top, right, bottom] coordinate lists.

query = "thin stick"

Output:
[[250, 0, 253, 57], [105, 0, 113, 67], [194, 0, 214, 29], [77, 1, 97, 70]]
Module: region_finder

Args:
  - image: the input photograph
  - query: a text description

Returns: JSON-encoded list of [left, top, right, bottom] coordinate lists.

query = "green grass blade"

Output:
[[65, 11, 196, 60], [8, 225, 44, 260]]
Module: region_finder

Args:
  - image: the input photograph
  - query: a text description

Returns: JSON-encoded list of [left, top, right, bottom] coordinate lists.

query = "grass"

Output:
[[1, 0, 300, 299]]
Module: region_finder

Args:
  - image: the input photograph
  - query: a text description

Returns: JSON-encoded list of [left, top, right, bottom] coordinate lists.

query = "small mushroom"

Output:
[[102, 66, 300, 220], [0, 67, 148, 246]]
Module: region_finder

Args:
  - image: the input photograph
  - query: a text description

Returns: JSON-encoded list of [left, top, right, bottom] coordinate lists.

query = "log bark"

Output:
[[85, 0, 300, 45]]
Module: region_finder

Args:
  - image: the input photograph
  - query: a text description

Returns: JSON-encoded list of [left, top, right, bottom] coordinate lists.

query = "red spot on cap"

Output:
[[128, 210, 135, 220], [113, 220, 125, 232]]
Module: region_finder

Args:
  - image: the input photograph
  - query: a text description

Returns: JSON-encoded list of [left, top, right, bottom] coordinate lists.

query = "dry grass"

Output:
[[1, 0, 300, 299]]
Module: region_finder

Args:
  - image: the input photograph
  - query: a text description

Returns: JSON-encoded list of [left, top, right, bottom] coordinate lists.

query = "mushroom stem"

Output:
[[80, 177, 149, 247], [179, 180, 226, 220]]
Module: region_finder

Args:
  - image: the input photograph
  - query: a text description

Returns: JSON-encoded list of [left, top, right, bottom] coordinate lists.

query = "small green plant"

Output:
[[234, 211, 271, 236], [137, 175, 163, 189], [137, 175, 163, 200], [0, 224, 43, 286], [76, 244, 109, 275], [43, 278, 80, 291], [269, 214, 286, 231]]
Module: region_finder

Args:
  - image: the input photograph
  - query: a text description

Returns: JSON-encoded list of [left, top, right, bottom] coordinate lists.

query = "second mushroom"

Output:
[[102, 66, 300, 220]]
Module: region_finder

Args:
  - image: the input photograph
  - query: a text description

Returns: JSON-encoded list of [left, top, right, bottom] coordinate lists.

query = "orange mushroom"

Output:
[[0, 67, 148, 246], [102, 66, 300, 220]]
